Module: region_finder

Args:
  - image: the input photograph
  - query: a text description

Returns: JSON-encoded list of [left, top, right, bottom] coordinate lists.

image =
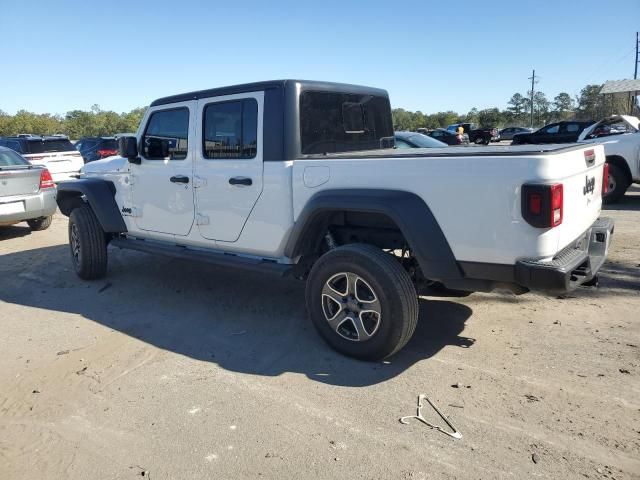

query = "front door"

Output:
[[194, 92, 264, 242], [131, 103, 195, 236]]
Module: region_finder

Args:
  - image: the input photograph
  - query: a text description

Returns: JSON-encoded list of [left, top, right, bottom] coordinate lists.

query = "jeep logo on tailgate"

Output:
[[583, 176, 595, 195]]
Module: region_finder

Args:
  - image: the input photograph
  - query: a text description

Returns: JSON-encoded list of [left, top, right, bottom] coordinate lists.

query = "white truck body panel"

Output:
[[578, 115, 640, 181]]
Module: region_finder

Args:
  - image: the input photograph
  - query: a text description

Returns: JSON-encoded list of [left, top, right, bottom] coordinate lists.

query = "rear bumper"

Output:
[[514, 217, 614, 293], [0, 188, 57, 225]]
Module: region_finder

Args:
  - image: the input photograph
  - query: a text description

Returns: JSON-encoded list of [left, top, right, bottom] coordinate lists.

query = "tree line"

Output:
[[0, 105, 146, 139], [392, 83, 629, 131], [0, 82, 632, 138]]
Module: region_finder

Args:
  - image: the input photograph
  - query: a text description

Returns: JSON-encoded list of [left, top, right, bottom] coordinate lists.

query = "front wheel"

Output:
[[68, 205, 108, 279], [305, 244, 418, 360], [603, 163, 628, 204]]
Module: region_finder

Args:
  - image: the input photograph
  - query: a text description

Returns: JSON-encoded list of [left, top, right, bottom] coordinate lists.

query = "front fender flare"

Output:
[[284, 189, 462, 281], [56, 178, 127, 233]]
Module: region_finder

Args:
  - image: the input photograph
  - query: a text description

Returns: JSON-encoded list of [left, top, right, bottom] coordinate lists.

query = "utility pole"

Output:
[[528, 69, 537, 128], [634, 31, 638, 80]]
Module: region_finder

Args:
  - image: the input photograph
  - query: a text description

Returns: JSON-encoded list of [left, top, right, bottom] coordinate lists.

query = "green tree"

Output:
[[576, 84, 603, 121], [553, 92, 575, 120], [533, 92, 550, 126], [477, 108, 502, 127]]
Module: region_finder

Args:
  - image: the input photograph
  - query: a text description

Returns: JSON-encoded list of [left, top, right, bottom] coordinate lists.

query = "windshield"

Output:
[[25, 139, 76, 154], [406, 134, 447, 148], [0, 149, 29, 167]]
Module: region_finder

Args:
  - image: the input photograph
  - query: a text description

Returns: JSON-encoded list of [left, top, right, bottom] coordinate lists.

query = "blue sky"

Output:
[[1, 0, 638, 115]]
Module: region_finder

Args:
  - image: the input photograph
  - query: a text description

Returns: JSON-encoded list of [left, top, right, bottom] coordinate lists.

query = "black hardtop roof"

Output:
[[150, 79, 389, 107]]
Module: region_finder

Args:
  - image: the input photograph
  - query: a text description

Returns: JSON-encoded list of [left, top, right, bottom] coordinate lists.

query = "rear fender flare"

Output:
[[284, 189, 462, 281], [56, 178, 127, 233]]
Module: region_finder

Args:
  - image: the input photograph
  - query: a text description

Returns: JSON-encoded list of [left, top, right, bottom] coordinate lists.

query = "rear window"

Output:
[[25, 139, 76, 154], [101, 139, 117, 149], [300, 91, 394, 155], [0, 149, 29, 167]]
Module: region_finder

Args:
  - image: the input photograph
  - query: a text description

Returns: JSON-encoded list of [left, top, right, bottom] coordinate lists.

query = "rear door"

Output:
[[130, 103, 196, 236], [194, 91, 264, 242]]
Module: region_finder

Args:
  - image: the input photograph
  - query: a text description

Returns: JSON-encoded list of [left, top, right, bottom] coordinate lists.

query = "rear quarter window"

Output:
[[300, 91, 394, 155]]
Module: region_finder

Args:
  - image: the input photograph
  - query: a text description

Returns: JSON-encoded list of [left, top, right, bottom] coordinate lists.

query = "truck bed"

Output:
[[300, 143, 591, 159]]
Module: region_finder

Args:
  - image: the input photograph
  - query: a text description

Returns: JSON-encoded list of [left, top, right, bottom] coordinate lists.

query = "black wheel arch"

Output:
[[284, 189, 462, 282], [605, 155, 632, 186], [56, 178, 127, 233]]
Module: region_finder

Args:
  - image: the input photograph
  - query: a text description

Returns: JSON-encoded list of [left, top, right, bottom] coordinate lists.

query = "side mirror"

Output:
[[118, 136, 140, 164]]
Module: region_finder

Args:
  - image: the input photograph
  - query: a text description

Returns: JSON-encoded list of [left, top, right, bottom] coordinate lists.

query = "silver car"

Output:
[[0, 146, 57, 230]]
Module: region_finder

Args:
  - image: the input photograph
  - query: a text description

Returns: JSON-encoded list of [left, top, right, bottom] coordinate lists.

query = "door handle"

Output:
[[170, 175, 190, 184], [229, 177, 252, 186]]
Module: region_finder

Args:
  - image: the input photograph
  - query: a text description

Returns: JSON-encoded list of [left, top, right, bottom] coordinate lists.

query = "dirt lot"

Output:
[[1, 188, 639, 480]]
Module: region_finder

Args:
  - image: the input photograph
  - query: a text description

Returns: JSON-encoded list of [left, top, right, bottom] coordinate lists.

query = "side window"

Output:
[[202, 99, 258, 159], [431, 131, 442, 137], [142, 108, 189, 160], [565, 123, 580, 133], [395, 139, 412, 149], [544, 125, 560, 134]]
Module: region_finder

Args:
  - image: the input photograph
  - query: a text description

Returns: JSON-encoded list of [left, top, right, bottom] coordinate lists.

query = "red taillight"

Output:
[[522, 183, 563, 228], [550, 183, 563, 227], [529, 194, 542, 215], [602, 163, 609, 195], [39, 169, 55, 189], [97, 149, 118, 158]]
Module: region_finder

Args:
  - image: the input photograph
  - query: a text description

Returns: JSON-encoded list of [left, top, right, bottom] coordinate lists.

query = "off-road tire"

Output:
[[68, 205, 107, 280], [305, 243, 418, 361], [27, 216, 52, 231], [603, 163, 628, 204]]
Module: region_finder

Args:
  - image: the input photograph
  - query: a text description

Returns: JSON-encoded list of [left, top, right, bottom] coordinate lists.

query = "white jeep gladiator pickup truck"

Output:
[[56, 80, 614, 360]]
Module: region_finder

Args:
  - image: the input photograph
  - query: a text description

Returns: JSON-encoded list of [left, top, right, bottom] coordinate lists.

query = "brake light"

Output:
[[602, 163, 609, 195], [39, 169, 55, 189], [521, 183, 563, 228], [97, 149, 118, 158]]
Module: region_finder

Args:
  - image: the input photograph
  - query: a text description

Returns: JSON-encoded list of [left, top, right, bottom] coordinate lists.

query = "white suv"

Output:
[[0, 135, 84, 182]]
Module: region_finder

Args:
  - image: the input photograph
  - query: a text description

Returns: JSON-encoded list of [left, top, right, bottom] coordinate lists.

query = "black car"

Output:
[[75, 137, 118, 163], [511, 121, 594, 145], [394, 131, 447, 148], [427, 128, 468, 146]]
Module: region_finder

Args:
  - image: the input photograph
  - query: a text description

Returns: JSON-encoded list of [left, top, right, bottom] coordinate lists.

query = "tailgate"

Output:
[[24, 152, 84, 174], [0, 167, 40, 197], [553, 145, 606, 252]]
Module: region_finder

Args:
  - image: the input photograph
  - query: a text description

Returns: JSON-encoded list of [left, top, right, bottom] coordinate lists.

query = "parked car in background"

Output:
[[75, 137, 119, 163], [0, 146, 56, 231], [0, 135, 83, 182], [447, 123, 499, 144], [395, 131, 447, 148], [578, 115, 640, 203], [511, 121, 593, 145], [427, 128, 468, 146], [499, 127, 533, 141]]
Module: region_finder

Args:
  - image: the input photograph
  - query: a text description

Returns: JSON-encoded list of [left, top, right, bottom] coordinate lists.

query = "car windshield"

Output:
[[25, 139, 75, 153], [406, 134, 447, 148], [0, 149, 29, 167]]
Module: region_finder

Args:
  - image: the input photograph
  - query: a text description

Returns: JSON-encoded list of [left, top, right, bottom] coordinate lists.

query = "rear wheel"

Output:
[[603, 163, 628, 204], [68, 205, 107, 279], [27, 216, 52, 231], [305, 244, 418, 360]]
